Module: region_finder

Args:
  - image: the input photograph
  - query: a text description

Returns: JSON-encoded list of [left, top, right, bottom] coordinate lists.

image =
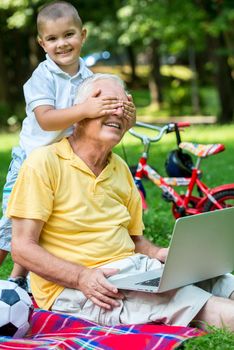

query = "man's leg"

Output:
[[194, 296, 234, 331]]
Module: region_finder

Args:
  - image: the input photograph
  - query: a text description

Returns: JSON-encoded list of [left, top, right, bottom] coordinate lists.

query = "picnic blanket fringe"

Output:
[[0, 308, 205, 350]]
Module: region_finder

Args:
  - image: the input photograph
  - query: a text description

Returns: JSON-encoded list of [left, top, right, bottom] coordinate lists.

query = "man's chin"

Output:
[[98, 133, 119, 145]]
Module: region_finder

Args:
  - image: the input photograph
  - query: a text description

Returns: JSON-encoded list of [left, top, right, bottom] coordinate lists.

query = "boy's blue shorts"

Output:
[[0, 146, 26, 251]]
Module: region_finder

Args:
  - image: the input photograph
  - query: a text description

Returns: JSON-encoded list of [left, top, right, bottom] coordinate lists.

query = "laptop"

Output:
[[108, 207, 234, 293]]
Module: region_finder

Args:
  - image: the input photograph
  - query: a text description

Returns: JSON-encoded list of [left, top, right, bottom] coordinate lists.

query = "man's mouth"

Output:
[[104, 122, 121, 129]]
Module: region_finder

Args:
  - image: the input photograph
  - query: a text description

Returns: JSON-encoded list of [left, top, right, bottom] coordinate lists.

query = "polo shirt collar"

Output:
[[78, 57, 88, 78], [54, 138, 115, 178], [45, 54, 87, 79]]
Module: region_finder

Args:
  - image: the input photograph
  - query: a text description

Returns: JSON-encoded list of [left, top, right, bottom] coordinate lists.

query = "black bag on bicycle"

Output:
[[165, 149, 194, 177]]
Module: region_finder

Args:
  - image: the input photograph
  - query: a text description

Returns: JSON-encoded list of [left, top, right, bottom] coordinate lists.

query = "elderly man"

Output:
[[7, 74, 234, 329]]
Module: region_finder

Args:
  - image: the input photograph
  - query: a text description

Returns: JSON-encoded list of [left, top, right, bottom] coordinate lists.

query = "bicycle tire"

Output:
[[129, 165, 138, 177], [139, 189, 148, 211], [202, 189, 234, 212]]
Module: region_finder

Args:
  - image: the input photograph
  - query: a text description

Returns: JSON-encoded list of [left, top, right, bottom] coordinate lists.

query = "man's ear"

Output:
[[37, 36, 47, 52]]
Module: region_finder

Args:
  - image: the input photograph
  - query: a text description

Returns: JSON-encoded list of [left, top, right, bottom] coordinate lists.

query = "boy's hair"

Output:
[[75, 74, 127, 104], [37, 1, 83, 36]]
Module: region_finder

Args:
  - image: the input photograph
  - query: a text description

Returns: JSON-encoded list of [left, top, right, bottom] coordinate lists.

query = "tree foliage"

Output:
[[116, 0, 234, 120], [0, 0, 233, 127]]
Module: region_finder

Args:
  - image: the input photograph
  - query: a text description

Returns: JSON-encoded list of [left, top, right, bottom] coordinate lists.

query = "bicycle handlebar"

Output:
[[128, 121, 190, 143], [176, 121, 191, 128]]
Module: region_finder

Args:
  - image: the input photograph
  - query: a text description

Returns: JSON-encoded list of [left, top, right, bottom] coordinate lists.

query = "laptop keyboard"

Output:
[[136, 277, 161, 287]]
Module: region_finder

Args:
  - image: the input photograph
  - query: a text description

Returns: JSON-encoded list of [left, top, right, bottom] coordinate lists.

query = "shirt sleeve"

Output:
[[23, 63, 55, 111], [7, 154, 55, 222]]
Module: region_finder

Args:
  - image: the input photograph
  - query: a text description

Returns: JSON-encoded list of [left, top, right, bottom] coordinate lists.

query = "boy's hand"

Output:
[[79, 89, 123, 119], [123, 94, 136, 129]]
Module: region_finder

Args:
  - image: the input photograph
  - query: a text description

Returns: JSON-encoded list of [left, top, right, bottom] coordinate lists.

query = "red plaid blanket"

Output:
[[0, 309, 204, 349]]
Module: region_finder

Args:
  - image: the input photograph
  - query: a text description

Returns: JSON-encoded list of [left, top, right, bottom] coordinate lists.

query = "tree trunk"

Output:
[[188, 46, 200, 115], [215, 33, 234, 123], [126, 45, 138, 83], [0, 35, 9, 103], [147, 39, 163, 108], [29, 34, 40, 71]]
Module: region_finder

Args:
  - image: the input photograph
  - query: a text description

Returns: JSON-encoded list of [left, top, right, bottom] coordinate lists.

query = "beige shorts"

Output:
[[52, 254, 234, 326]]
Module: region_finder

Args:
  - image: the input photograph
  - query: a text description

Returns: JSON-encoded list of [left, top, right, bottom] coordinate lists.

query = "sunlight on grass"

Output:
[[119, 124, 234, 147], [179, 125, 234, 143], [161, 65, 193, 80], [0, 132, 19, 151]]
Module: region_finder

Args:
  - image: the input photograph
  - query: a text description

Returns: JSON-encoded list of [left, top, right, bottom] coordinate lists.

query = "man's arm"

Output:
[[12, 218, 84, 287], [131, 235, 168, 262], [12, 218, 123, 309]]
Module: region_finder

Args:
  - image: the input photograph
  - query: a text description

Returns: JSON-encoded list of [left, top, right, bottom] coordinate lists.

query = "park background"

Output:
[[0, 1, 234, 348]]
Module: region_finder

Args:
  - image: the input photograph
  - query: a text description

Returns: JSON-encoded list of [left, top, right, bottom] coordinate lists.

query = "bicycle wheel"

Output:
[[203, 189, 234, 212], [172, 195, 201, 218], [129, 165, 138, 177]]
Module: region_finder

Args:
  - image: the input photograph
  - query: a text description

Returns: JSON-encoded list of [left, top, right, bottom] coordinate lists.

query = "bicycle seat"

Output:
[[179, 142, 225, 157]]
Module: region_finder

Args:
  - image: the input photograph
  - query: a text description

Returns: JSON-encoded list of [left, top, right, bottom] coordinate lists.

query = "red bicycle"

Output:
[[128, 121, 234, 218]]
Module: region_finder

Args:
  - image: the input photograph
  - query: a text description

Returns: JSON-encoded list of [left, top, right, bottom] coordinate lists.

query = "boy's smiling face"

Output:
[[38, 16, 86, 76]]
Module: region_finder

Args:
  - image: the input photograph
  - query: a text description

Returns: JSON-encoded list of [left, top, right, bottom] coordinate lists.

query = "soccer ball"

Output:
[[0, 280, 33, 338]]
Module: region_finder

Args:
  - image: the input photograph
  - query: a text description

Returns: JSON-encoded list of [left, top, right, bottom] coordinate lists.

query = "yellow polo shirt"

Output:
[[7, 138, 143, 309]]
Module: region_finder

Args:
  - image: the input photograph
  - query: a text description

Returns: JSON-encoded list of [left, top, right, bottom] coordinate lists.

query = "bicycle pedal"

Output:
[[175, 206, 186, 216], [162, 192, 173, 202]]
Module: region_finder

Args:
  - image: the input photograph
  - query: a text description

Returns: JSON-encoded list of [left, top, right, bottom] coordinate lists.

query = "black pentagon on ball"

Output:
[[0, 322, 18, 336], [1, 289, 20, 305]]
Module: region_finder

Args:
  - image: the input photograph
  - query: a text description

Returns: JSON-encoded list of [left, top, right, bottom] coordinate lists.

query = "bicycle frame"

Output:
[[130, 121, 234, 217], [134, 154, 234, 215]]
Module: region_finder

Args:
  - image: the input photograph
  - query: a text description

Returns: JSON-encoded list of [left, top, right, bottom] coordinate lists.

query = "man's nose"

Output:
[[114, 105, 124, 116]]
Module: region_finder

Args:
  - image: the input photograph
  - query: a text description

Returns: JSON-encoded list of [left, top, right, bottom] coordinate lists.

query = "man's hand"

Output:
[[156, 248, 169, 263], [77, 267, 124, 310], [78, 89, 123, 120]]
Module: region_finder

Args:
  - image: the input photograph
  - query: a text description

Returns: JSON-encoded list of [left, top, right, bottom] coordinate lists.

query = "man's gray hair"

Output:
[[75, 73, 127, 104]]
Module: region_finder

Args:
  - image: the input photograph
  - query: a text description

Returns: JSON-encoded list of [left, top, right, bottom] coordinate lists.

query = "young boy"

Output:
[[0, 1, 136, 290]]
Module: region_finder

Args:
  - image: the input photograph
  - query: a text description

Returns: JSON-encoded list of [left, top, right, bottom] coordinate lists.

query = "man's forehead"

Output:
[[93, 79, 127, 99]]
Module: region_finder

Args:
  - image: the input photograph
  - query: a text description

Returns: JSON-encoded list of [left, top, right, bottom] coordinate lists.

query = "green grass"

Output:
[[116, 124, 234, 243], [0, 132, 19, 279], [180, 326, 234, 350], [116, 124, 234, 348], [0, 127, 234, 347]]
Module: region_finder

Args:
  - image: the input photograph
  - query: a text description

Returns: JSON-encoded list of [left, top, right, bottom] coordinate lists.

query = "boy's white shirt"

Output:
[[20, 54, 93, 156]]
